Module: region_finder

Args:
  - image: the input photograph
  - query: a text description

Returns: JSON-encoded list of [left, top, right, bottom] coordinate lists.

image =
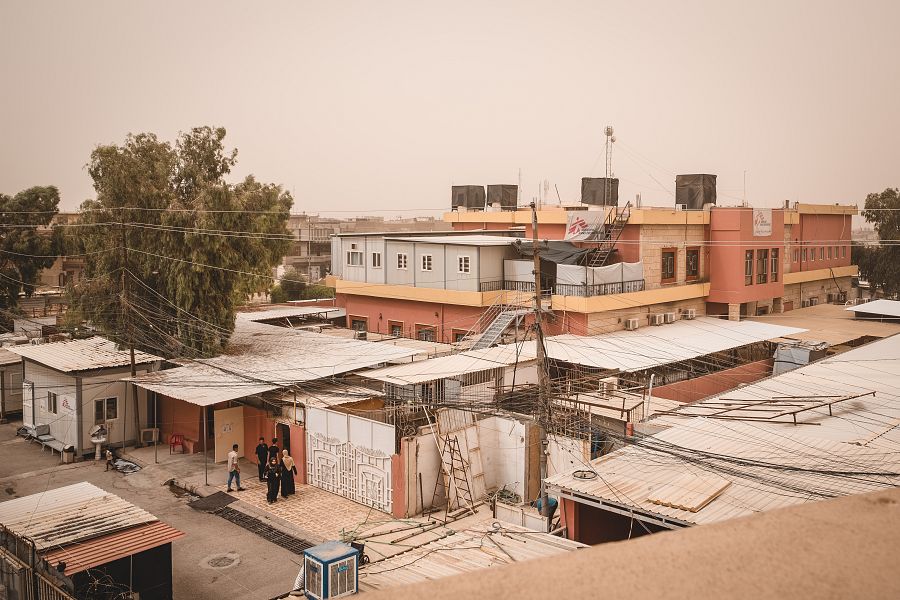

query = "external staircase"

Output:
[[469, 308, 530, 350], [587, 202, 632, 267]]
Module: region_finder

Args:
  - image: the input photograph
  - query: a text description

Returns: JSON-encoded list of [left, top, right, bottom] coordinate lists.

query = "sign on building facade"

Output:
[[753, 209, 773, 237]]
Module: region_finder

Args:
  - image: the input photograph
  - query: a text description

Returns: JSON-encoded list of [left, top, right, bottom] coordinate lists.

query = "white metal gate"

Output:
[[306, 407, 394, 513]]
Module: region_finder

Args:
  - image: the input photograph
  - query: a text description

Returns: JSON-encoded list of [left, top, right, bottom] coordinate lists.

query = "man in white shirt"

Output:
[[227, 443, 245, 492]]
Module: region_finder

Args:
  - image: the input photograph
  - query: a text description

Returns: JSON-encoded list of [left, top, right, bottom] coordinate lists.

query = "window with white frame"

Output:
[[47, 392, 58, 414], [458, 255, 471, 273], [95, 397, 117, 424], [421, 254, 433, 271], [346, 243, 363, 266], [372, 252, 382, 268], [397, 253, 408, 269]]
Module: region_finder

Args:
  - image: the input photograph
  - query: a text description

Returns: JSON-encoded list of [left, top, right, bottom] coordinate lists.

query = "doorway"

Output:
[[277, 422, 291, 455]]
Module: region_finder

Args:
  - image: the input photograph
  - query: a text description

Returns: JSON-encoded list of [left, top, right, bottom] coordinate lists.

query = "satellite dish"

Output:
[[611, 136, 617, 143], [604, 125, 615, 137]]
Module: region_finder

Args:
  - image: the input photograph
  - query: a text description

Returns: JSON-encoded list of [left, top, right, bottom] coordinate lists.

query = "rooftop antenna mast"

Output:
[[604, 125, 616, 205]]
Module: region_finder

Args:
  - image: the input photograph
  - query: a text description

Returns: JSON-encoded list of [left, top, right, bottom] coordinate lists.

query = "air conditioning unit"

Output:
[[624, 318, 640, 331], [809, 297, 819, 306], [353, 331, 367, 341], [801, 300, 811, 308], [837, 292, 847, 303], [826, 293, 835, 303], [651, 314, 665, 326], [682, 308, 697, 320], [599, 376, 618, 394], [675, 204, 686, 211], [303, 542, 359, 600], [664, 312, 677, 324]]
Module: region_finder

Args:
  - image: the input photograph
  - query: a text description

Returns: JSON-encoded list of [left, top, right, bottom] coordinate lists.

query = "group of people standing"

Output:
[[225, 437, 298, 504], [255, 436, 298, 504]]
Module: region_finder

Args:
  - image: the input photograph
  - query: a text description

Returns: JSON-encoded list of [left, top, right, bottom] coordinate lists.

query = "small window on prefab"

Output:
[[346, 243, 363, 266], [421, 254, 433, 272], [47, 392, 58, 414], [397, 253, 408, 270], [685, 247, 700, 280], [745, 250, 754, 285], [95, 397, 117, 424], [458, 255, 471, 273], [757, 249, 769, 284], [372, 252, 382, 268], [661, 248, 676, 283]]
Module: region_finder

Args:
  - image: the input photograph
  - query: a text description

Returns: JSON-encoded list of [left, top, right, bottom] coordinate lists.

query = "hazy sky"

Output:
[[2, 1, 898, 215]]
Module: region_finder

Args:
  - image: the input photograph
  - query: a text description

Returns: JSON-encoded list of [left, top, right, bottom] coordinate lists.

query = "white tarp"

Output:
[[504, 260, 533, 283], [555, 262, 645, 286]]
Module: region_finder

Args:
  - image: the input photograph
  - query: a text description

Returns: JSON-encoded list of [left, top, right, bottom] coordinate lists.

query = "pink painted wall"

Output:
[[338, 294, 487, 343], [243, 406, 276, 465], [391, 453, 406, 519], [289, 424, 306, 484], [708, 208, 785, 304], [652, 358, 775, 403], [790, 213, 853, 272], [158, 395, 201, 450]]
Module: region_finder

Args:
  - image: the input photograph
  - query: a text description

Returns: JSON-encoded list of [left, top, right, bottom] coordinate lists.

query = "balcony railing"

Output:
[[480, 279, 645, 297], [554, 279, 645, 297]]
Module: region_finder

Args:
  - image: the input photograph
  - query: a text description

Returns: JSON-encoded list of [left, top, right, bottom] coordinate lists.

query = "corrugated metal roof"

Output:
[[358, 523, 585, 592], [128, 363, 279, 406], [651, 334, 900, 450], [0, 482, 159, 550], [274, 385, 383, 409], [0, 348, 22, 366], [388, 234, 518, 246], [543, 318, 805, 373], [360, 342, 537, 385], [6, 337, 161, 373], [42, 521, 184, 575], [845, 299, 900, 318], [236, 306, 346, 322], [545, 417, 900, 527]]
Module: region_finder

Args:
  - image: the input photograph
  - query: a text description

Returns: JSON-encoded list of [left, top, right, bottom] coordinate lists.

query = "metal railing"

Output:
[[479, 280, 536, 293], [554, 279, 645, 297]]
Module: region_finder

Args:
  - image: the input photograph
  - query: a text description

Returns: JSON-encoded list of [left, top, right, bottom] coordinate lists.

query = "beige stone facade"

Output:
[[639, 224, 707, 290]]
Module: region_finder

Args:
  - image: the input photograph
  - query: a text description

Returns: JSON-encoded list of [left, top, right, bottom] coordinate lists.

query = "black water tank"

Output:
[[486, 184, 518, 210], [451, 185, 486, 210], [581, 177, 619, 206], [675, 174, 717, 210]]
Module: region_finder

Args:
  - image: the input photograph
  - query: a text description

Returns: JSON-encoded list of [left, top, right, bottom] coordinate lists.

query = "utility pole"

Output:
[[120, 221, 138, 453], [530, 202, 552, 524]]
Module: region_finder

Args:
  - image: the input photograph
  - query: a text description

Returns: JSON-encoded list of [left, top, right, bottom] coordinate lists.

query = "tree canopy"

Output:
[[0, 186, 60, 322], [70, 127, 292, 357], [856, 188, 900, 297]]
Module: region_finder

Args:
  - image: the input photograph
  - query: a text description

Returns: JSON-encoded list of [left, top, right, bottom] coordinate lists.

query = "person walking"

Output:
[[265, 457, 282, 503], [227, 444, 245, 492], [281, 449, 297, 498], [104, 449, 114, 472], [255, 437, 269, 481], [268, 438, 280, 464]]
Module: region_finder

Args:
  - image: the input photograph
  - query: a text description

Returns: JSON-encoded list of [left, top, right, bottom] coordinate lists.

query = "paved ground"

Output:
[[0, 421, 301, 600]]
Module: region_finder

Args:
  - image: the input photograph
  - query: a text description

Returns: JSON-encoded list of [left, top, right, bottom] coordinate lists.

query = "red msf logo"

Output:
[[568, 218, 587, 235]]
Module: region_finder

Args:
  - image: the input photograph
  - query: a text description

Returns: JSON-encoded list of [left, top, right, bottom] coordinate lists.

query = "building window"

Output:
[[745, 250, 754, 285], [661, 248, 676, 283], [346, 243, 363, 266], [372, 252, 382, 268], [834, 246, 839, 259], [458, 255, 471, 273], [95, 398, 117, 424], [389, 321, 403, 337], [421, 254, 433, 271], [350, 317, 367, 332], [452, 330, 468, 343], [771, 248, 779, 282], [819, 247, 824, 260], [416, 325, 436, 342], [685, 247, 700, 281], [397, 253, 408, 269], [828, 246, 832, 260], [47, 392, 58, 414], [757, 249, 769, 284], [842, 245, 847, 258], [802, 247, 808, 262], [792, 249, 799, 263]]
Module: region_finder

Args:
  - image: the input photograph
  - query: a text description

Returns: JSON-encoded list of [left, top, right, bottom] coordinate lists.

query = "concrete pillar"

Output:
[[727, 303, 741, 321]]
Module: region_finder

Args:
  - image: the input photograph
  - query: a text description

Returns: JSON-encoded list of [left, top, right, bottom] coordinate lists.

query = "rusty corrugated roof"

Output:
[[42, 521, 184, 576], [7, 336, 161, 372]]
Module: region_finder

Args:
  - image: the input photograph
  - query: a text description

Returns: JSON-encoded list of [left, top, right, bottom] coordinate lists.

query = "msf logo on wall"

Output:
[[753, 209, 773, 237]]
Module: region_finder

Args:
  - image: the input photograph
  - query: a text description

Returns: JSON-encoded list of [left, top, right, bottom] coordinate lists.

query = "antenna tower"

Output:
[[604, 125, 616, 204]]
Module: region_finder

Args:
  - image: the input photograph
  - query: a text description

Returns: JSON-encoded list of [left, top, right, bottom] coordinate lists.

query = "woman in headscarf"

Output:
[[281, 449, 297, 498], [265, 456, 281, 503]]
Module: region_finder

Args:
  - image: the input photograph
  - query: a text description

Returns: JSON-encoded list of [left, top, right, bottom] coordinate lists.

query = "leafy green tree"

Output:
[[70, 127, 291, 356], [269, 284, 288, 304], [0, 187, 60, 323], [858, 188, 900, 297], [280, 266, 306, 301]]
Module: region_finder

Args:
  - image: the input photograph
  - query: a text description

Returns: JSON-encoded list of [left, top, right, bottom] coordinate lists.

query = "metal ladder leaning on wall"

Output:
[[431, 434, 476, 520]]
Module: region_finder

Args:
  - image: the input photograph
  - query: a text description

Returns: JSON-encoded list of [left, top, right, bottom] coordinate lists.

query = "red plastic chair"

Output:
[[169, 433, 185, 454]]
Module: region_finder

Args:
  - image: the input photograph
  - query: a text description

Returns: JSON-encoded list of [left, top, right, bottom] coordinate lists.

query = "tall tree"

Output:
[[70, 127, 291, 356], [0, 187, 60, 325], [857, 188, 900, 297]]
